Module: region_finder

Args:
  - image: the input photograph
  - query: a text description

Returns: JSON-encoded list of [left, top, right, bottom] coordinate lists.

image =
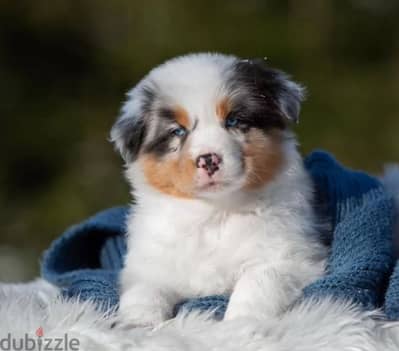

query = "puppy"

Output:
[[111, 53, 327, 326]]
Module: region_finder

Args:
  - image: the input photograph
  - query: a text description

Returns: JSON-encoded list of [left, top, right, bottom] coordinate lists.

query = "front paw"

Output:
[[224, 303, 254, 321], [117, 303, 170, 329], [117, 285, 174, 329]]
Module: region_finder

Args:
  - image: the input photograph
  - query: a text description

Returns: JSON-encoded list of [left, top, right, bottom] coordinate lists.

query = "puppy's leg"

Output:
[[224, 262, 316, 321], [118, 281, 179, 328]]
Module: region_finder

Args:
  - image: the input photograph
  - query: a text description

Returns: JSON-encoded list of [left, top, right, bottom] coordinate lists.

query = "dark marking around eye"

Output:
[[144, 131, 174, 156], [159, 108, 175, 122], [145, 130, 189, 157], [226, 59, 296, 131], [144, 123, 189, 157], [225, 115, 239, 128], [224, 104, 285, 134], [142, 104, 193, 158]]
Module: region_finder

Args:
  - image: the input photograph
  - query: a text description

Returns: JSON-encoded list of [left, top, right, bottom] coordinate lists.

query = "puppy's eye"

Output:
[[225, 115, 239, 128], [171, 126, 187, 137]]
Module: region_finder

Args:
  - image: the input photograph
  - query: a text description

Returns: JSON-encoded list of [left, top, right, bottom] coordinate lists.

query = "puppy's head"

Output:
[[111, 53, 304, 199]]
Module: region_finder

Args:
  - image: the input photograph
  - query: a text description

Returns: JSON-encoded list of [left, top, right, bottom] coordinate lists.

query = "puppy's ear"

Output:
[[110, 87, 153, 163], [236, 59, 305, 123]]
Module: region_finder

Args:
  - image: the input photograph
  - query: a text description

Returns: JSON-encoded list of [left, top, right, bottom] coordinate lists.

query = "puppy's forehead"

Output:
[[147, 54, 238, 110]]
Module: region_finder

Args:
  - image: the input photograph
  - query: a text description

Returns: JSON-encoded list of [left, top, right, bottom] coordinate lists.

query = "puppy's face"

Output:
[[111, 54, 304, 199]]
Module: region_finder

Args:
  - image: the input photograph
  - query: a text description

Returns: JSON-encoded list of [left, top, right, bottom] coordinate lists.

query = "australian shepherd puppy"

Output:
[[111, 53, 327, 327]]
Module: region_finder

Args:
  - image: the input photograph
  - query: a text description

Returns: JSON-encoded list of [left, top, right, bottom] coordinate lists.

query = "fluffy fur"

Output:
[[1, 280, 399, 351], [110, 53, 328, 327], [1, 171, 397, 349]]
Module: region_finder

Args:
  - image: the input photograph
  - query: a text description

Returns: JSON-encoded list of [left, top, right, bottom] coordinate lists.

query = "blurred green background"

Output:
[[0, 0, 398, 281]]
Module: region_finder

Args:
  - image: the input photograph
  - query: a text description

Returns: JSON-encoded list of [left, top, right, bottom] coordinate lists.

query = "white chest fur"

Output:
[[118, 159, 327, 325], [122, 182, 325, 296], [127, 207, 274, 296]]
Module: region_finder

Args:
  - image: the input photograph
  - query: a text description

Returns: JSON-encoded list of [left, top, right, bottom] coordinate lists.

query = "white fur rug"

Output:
[[1, 166, 399, 350], [0, 279, 399, 351]]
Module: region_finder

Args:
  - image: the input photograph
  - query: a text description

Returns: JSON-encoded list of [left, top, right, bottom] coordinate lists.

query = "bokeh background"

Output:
[[1, 0, 398, 281]]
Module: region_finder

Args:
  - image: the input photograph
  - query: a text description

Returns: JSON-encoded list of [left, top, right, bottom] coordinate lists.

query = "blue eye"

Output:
[[225, 116, 239, 128], [171, 126, 187, 137]]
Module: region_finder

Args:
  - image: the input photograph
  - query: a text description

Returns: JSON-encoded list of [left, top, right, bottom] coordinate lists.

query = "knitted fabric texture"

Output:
[[302, 152, 394, 310], [385, 256, 399, 320], [41, 151, 397, 319], [41, 206, 128, 309]]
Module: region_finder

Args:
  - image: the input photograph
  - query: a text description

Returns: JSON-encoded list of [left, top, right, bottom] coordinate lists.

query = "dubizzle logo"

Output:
[[36, 327, 44, 338], [0, 327, 80, 350]]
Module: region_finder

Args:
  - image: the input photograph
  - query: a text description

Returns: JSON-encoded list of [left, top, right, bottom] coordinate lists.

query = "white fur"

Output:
[[1, 281, 399, 351], [120, 147, 326, 325], [117, 54, 327, 327], [0, 163, 398, 349]]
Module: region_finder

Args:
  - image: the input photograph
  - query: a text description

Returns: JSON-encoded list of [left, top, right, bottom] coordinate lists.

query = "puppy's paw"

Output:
[[117, 303, 170, 330], [224, 303, 254, 321], [224, 300, 282, 322], [118, 282, 176, 329]]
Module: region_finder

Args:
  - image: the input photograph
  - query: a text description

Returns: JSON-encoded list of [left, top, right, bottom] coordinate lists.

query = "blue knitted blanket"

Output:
[[41, 151, 399, 320]]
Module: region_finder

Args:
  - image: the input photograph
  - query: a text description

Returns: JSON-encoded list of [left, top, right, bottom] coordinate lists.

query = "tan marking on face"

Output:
[[140, 152, 196, 198], [216, 97, 231, 121], [243, 130, 285, 190], [174, 106, 190, 129]]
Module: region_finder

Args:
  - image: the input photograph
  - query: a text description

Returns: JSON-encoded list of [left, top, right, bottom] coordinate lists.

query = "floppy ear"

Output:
[[272, 69, 305, 124], [110, 87, 153, 163], [237, 59, 305, 123]]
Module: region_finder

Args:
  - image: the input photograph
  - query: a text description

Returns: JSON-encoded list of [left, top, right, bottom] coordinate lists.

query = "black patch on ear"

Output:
[[111, 117, 147, 162], [232, 58, 304, 125], [110, 86, 155, 162]]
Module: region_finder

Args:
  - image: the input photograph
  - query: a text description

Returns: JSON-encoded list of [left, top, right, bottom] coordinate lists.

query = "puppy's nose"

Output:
[[196, 153, 222, 176]]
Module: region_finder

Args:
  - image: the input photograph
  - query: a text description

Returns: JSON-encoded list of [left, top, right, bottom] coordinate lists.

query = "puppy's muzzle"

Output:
[[196, 153, 222, 177]]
